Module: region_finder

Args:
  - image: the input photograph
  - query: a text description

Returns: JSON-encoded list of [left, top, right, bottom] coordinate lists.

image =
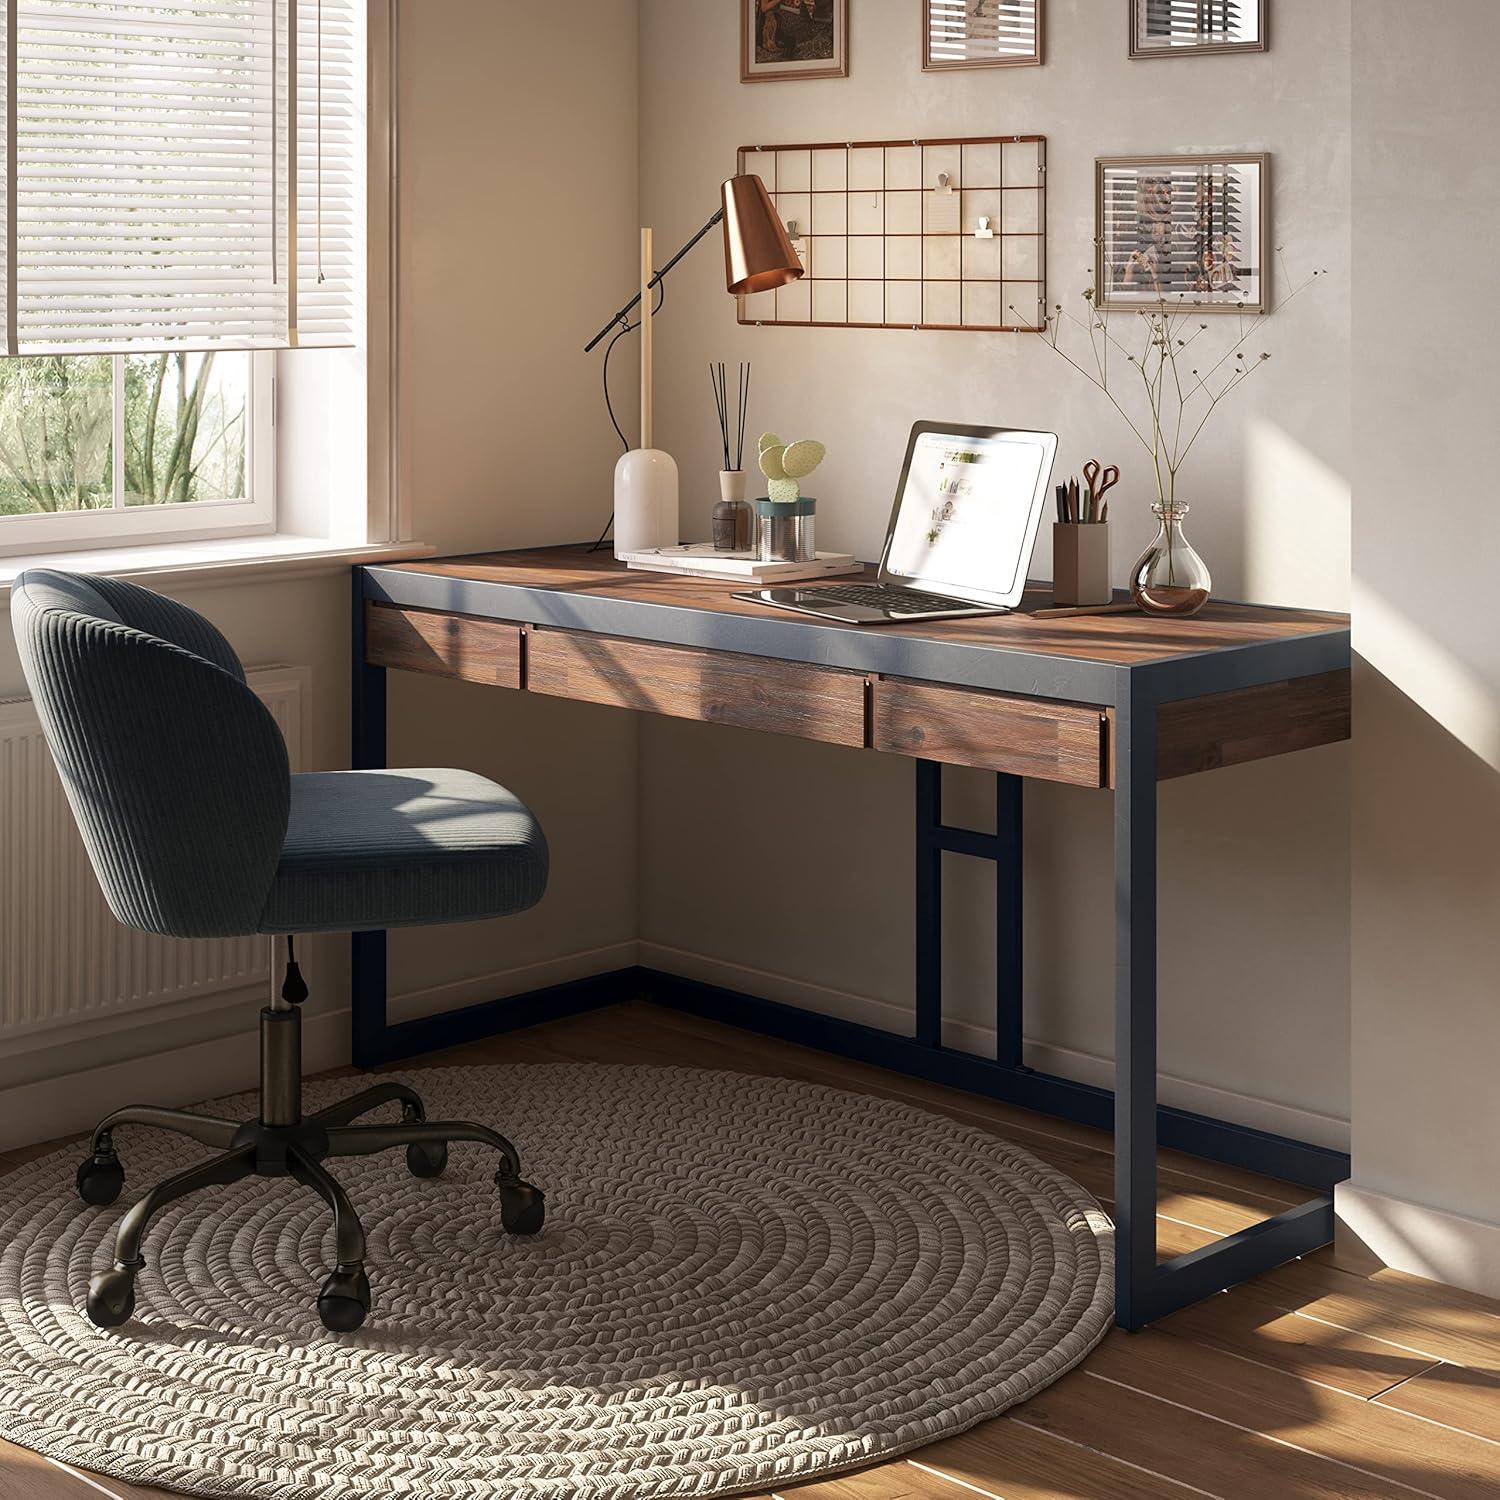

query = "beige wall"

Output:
[[388, 0, 642, 1015], [1340, 0, 1500, 1293], [635, 0, 1353, 1142]]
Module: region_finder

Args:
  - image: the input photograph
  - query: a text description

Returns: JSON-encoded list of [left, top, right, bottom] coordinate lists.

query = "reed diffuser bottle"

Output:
[[709, 362, 754, 551]]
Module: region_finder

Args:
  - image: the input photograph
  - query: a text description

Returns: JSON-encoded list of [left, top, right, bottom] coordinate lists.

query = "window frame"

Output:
[[0, 350, 275, 558]]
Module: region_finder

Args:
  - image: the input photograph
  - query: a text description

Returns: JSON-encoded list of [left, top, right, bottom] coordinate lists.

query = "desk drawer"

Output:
[[871, 677, 1108, 787], [528, 629, 866, 747], [365, 603, 523, 689]]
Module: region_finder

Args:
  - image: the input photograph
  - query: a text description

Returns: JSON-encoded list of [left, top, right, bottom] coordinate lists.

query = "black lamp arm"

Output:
[[582, 207, 726, 354]]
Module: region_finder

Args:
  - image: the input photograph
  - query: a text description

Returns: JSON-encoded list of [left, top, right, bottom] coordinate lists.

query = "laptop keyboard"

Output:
[[804, 583, 986, 614]]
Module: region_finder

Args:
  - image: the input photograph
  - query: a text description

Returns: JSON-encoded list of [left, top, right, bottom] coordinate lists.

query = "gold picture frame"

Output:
[[1129, 0, 1268, 59], [923, 0, 1043, 71], [1095, 152, 1270, 314], [742, 0, 849, 84]]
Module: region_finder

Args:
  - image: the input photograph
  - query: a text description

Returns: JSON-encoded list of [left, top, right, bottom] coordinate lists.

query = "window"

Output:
[[0, 350, 273, 549], [0, 1, 358, 554]]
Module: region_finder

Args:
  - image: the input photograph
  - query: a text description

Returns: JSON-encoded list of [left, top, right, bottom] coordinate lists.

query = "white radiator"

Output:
[[0, 666, 308, 1052]]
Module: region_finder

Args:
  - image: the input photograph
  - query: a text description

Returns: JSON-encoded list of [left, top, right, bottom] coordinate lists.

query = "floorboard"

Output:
[[1375, 1361, 1500, 1441], [3, 999, 1497, 1500]]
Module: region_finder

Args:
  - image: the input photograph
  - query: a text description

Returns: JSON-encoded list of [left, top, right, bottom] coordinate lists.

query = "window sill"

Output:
[[0, 534, 434, 603]]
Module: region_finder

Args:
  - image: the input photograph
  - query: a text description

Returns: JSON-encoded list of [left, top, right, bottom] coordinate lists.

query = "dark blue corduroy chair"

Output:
[[10, 571, 550, 1332]]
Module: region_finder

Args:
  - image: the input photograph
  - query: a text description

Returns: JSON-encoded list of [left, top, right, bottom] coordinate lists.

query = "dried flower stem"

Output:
[[1025, 251, 1327, 510]]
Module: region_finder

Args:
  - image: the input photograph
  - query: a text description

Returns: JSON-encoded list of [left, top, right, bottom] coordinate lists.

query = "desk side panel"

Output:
[[1156, 670, 1352, 780]]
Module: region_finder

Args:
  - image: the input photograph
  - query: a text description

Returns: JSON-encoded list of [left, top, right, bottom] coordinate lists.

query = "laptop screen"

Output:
[[879, 424, 1057, 608]]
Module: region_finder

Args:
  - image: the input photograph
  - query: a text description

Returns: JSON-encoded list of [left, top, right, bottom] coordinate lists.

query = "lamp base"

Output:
[[613, 449, 679, 559]]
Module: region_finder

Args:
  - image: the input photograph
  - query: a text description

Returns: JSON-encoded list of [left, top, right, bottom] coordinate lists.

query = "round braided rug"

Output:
[[0, 1064, 1113, 1500]]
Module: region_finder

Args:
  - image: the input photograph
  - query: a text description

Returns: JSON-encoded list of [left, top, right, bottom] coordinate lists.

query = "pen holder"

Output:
[[756, 497, 816, 563], [1053, 523, 1112, 607]]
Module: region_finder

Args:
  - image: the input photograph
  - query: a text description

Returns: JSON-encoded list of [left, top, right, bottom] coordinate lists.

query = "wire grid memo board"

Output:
[[736, 136, 1047, 332]]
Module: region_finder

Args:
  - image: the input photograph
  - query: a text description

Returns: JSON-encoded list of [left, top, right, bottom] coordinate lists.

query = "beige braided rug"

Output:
[[0, 1064, 1113, 1499]]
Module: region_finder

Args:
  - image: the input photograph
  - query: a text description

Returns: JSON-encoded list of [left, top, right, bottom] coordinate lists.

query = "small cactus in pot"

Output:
[[758, 433, 825, 503], [755, 432, 826, 561]]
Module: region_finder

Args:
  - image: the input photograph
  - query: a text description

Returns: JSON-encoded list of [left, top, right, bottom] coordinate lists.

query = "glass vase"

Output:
[[1130, 503, 1212, 618]]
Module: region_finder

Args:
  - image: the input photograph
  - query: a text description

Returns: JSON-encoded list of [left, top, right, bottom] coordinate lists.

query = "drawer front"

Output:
[[528, 629, 866, 747], [365, 603, 523, 689], [871, 677, 1107, 787]]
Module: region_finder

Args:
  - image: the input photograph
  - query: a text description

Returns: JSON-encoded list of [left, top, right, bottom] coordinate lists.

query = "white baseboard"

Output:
[[0, 994, 350, 1153], [7, 937, 1348, 1161], [1336, 1181, 1500, 1302], [639, 942, 1351, 1153], [388, 941, 639, 1025], [1, 943, 639, 1154]]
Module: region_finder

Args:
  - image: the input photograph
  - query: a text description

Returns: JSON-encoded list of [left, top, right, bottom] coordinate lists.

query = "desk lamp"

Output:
[[584, 175, 803, 558]]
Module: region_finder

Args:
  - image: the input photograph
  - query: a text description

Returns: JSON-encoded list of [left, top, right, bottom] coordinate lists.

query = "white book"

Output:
[[620, 544, 863, 584]]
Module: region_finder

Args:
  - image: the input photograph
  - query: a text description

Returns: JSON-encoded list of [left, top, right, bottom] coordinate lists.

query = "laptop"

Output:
[[733, 421, 1058, 625]]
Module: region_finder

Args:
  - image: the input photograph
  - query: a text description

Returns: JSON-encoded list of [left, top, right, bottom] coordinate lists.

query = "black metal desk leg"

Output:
[[914, 760, 943, 1049], [1114, 679, 1159, 1331], [351, 574, 389, 1070], [995, 772, 1024, 1070]]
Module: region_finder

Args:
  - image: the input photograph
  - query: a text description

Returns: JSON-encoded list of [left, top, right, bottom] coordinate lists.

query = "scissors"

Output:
[[1083, 459, 1120, 520]]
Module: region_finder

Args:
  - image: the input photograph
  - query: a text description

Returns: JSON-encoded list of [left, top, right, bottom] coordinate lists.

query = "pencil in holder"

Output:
[[1053, 523, 1112, 607]]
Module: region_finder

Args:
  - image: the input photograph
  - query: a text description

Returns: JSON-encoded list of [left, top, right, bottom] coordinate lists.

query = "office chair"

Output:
[[10, 571, 549, 1333]]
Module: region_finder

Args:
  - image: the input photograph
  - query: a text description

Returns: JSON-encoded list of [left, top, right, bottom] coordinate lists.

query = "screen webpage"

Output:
[[885, 431, 1049, 598]]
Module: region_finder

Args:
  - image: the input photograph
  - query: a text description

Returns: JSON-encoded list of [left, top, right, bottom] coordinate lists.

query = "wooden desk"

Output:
[[353, 546, 1352, 1330]]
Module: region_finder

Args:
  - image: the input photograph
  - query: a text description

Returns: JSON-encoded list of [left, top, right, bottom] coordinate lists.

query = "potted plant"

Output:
[[756, 433, 826, 563]]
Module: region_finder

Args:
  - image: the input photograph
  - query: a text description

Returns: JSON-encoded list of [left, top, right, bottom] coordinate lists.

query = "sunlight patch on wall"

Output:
[[1353, 583, 1500, 774], [1245, 417, 1350, 611]]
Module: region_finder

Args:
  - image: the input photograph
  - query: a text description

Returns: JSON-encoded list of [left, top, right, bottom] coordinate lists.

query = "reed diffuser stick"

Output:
[[709, 361, 752, 473], [737, 363, 750, 471], [709, 363, 730, 469]]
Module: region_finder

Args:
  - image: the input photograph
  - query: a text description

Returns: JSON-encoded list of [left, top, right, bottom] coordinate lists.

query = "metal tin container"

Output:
[[755, 497, 816, 563]]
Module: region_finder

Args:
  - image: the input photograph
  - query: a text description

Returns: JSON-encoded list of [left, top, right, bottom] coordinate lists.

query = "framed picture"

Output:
[[923, 0, 1043, 70], [1130, 0, 1267, 58], [1096, 153, 1269, 313], [742, 0, 848, 83]]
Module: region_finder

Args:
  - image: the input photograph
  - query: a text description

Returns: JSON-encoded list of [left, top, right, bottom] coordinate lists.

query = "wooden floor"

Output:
[[4, 1001, 1498, 1500]]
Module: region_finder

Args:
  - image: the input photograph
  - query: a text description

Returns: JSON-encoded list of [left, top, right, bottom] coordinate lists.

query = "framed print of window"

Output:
[[1130, 0, 1266, 58], [924, 0, 1042, 70], [1096, 154, 1268, 314]]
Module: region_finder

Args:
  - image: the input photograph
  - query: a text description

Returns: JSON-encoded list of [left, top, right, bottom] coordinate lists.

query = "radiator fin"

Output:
[[0, 667, 305, 1043]]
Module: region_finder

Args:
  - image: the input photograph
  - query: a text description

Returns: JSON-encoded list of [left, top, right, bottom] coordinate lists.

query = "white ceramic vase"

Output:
[[613, 448, 679, 558]]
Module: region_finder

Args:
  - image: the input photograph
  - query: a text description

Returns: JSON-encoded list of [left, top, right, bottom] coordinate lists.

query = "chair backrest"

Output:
[[9, 571, 291, 939]]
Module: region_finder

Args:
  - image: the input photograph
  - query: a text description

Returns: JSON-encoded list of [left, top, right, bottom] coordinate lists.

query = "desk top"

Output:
[[362, 546, 1350, 707]]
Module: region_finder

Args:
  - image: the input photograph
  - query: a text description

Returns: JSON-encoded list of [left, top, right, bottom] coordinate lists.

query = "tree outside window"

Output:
[[0, 352, 250, 517]]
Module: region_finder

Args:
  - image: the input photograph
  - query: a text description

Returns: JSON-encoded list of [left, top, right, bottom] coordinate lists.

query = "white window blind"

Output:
[[0, 0, 354, 355]]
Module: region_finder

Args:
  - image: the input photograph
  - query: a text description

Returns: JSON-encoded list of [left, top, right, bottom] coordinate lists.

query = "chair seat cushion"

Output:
[[259, 769, 548, 934]]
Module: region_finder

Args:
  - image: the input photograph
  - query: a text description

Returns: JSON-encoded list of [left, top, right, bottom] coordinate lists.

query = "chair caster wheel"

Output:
[[497, 1178, 545, 1235], [405, 1141, 448, 1178], [317, 1266, 371, 1332], [76, 1152, 125, 1206], [86, 1265, 138, 1328]]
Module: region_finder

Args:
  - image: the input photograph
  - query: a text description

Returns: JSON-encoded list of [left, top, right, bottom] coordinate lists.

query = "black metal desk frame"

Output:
[[351, 562, 1351, 1331]]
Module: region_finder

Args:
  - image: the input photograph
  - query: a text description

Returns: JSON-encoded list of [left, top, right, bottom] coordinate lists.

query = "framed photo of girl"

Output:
[[742, 0, 849, 83]]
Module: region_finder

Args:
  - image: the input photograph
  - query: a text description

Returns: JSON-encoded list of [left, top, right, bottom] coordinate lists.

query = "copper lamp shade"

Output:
[[721, 174, 803, 296]]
